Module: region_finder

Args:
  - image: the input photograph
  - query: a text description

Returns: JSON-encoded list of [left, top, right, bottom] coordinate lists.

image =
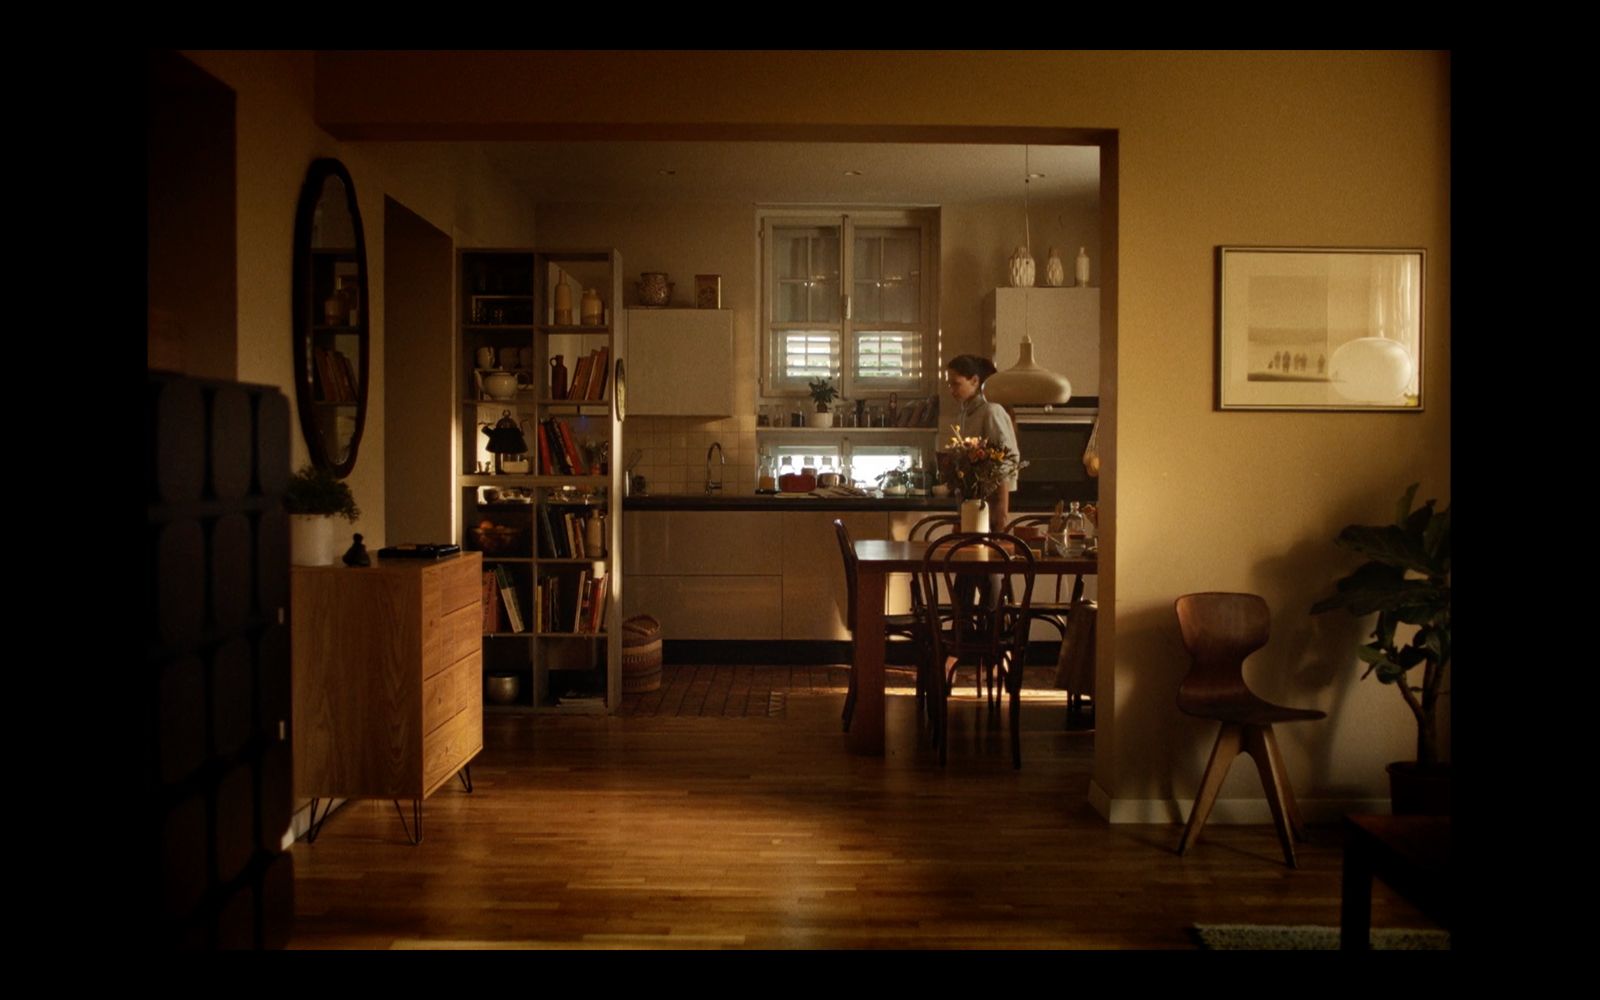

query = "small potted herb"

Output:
[[285, 464, 361, 566], [807, 377, 838, 428]]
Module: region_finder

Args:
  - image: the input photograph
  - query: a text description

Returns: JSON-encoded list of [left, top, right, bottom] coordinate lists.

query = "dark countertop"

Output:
[[623, 493, 962, 512]]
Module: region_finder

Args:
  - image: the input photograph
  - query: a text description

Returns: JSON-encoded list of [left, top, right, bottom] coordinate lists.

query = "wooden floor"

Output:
[[289, 672, 1435, 950]]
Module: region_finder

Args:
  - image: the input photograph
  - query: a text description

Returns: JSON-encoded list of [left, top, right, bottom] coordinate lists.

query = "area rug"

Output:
[[1193, 924, 1450, 951]]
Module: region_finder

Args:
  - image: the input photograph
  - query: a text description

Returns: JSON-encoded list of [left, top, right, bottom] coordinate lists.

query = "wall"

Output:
[[313, 50, 1450, 817], [177, 53, 540, 551]]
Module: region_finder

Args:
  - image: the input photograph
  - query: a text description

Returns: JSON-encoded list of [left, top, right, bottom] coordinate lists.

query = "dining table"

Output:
[[848, 538, 1098, 755]]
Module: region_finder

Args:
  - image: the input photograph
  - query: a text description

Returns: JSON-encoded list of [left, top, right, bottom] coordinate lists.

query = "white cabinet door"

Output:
[[987, 287, 1100, 398], [626, 308, 735, 416]]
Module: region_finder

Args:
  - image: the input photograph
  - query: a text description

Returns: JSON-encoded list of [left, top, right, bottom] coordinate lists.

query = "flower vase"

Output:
[[959, 498, 990, 534], [290, 514, 337, 566]]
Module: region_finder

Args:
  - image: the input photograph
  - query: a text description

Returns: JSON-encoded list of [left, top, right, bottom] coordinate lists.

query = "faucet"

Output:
[[705, 441, 725, 495]]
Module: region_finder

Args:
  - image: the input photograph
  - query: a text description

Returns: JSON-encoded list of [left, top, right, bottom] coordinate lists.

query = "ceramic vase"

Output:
[[1008, 246, 1035, 288], [807, 409, 833, 429], [1075, 247, 1091, 287], [959, 498, 990, 534], [1045, 248, 1066, 287], [290, 514, 337, 566]]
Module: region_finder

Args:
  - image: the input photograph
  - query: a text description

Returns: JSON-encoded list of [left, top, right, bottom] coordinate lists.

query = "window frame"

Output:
[[759, 207, 939, 400]]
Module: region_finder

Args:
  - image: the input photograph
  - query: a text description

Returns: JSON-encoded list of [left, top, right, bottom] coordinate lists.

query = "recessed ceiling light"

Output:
[[1028, 172, 1046, 180], [659, 169, 676, 176], [843, 170, 862, 176]]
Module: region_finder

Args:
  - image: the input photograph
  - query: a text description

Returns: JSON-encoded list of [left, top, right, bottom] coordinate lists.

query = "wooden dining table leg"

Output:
[[849, 563, 888, 755]]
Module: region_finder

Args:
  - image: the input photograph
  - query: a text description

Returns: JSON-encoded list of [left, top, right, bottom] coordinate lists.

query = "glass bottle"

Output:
[[1064, 501, 1088, 556], [778, 455, 795, 490], [801, 455, 818, 478], [820, 455, 836, 486]]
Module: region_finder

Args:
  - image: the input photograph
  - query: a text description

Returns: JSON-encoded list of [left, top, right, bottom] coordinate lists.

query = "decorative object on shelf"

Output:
[[984, 334, 1073, 406], [1217, 246, 1424, 411], [342, 532, 372, 567], [806, 376, 838, 429], [695, 274, 722, 309], [553, 281, 574, 325], [637, 272, 672, 307], [550, 355, 568, 400], [581, 288, 603, 325], [486, 673, 521, 705], [285, 464, 361, 566], [473, 520, 529, 555], [1075, 247, 1090, 287], [1045, 247, 1066, 287], [483, 370, 519, 401], [1311, 483, 1452, 815], [585, 512, 606, 558], [614, 358, 627, 421], [475, 346, 496, 369], [481, 410, 530, 475]]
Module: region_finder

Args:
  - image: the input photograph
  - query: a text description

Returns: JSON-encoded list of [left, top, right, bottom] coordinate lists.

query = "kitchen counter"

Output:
[[624, 494, 961, 512]]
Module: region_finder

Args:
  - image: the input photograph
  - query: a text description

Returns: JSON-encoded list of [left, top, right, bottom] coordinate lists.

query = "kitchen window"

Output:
[[760, 208, 938, 399]]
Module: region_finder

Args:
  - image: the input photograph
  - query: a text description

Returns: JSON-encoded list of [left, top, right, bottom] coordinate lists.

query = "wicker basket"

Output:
[[622, 615, 662, 693]]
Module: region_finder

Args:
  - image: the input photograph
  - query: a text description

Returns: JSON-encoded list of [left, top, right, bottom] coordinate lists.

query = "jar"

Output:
[[580, 288, 603, 325]]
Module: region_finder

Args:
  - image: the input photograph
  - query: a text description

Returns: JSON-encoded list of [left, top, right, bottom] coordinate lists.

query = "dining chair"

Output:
[[1003, 512, 1086, 641], [917, 532, 1036, 768], [1173, 592, 1326, 868], [833, 519, 930, 732]]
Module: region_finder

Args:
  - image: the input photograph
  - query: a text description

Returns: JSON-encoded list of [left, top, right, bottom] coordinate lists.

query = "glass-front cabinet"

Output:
[[458, 249, 625, 713]]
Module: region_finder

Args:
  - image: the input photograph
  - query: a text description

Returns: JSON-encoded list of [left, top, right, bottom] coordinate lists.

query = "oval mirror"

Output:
[[291, 158, 369, 477]]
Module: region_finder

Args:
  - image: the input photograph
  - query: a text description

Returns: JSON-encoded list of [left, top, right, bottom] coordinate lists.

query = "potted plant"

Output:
[[1311, 483, 1451, 814], [285, 464, 361, 566], [807, 377, 838, 428], [875, 467, 910, 496]]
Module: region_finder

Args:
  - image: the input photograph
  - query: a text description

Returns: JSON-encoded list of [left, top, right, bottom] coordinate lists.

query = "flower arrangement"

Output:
[[939, 426, 1023, 502]]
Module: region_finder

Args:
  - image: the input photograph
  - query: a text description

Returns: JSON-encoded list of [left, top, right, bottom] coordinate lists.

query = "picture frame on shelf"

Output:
[[696, 274, 722, 309], [1216, 246, 1424, 411]]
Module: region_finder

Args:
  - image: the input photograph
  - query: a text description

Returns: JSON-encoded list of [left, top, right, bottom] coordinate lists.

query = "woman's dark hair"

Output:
[[947, 354, 998, 383]]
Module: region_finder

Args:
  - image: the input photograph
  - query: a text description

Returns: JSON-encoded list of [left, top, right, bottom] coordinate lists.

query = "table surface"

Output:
[[847, 538, 1097, 754]]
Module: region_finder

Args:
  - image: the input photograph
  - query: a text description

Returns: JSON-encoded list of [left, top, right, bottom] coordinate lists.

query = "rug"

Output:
[[1193, 924, 1450, 951]]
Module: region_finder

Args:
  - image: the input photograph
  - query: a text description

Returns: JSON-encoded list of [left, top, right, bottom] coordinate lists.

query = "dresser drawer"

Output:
[[439, 555, 483, 613], [422, 699, 482, 797], [422, 651, 480, 736]]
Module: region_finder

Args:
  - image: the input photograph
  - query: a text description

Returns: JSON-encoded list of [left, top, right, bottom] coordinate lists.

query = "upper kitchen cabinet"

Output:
[[986, 287, 1100, 399], [624, 308, 734, 416]]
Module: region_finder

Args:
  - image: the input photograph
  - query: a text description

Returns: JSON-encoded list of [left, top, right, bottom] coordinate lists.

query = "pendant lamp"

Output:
[[986, 146, 1075, 407]]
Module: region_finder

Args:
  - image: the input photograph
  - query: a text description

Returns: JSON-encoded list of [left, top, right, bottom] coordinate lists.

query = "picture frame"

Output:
[[695, 274, 722, 309], [1216, 246, 1424, 411]]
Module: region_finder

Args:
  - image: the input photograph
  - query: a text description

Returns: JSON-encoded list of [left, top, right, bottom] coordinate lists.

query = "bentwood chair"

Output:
[[918, 533, 1036, 768], [1173, 592, 1326, 868], [1006, 513, 1092, 724], [834, 519, 930, 732]]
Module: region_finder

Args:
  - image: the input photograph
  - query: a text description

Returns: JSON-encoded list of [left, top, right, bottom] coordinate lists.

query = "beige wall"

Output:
[[180, 52, 541, 551], [312, 50, 1449, 817]]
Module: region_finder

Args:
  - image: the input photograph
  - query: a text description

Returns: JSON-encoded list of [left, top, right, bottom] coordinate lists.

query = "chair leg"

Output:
[[1177, 723, 1244, 857], [841, 659, 858, 732], [1244, 725, 1299, 868], [1009, 670, 1023, 770], [1261, 727, 1310, 843]]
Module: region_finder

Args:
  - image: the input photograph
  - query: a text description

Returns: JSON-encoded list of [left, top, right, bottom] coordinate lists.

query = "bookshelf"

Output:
[[458, 249, 625, 713]]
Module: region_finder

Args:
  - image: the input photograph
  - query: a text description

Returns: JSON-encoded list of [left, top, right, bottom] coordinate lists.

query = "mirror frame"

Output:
[[291, 157, 370, 478]]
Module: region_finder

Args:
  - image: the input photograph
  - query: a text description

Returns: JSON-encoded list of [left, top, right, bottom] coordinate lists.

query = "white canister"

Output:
[[1075, 247, 1091, 287], [959, 499, 990, 534], [290, 514, 337, 566]]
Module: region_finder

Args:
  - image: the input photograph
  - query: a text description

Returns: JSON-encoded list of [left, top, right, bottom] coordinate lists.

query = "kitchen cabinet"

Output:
[[622, 510, 782, 639], [986, 287, 1100, 398], [625, 308, 734, 416], [781, 511, 889, 640]]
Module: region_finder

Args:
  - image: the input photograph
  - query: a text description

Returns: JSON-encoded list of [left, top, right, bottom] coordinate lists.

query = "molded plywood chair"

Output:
[[919, 533, 1036, 768], [1173, 592, 1326, 868], [835, 519, 929, 732]]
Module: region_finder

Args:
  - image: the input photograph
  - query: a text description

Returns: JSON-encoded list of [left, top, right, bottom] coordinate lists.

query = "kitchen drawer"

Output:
[[626, 511, 774, 576], [422, 650, 481, 735], [422, 698, 482, 798], [624, 574, 782, 639]]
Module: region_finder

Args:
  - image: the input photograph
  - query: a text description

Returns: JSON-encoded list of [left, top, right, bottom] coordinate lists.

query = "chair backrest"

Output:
[[833, 518, 857, 632], [918, 532, 1036, 661], [906, 515, 960, 611], [1003, 513, 1071, 601], [1173, 592, 1269, 709]]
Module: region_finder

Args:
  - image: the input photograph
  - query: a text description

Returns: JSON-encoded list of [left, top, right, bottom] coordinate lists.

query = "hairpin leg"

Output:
[[457, 765, 474, 793], [305, 797, 335, 843], [393, 799, 423, 845]]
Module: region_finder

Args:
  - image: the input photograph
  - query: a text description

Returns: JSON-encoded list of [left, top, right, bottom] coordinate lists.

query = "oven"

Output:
[[1010, 399, 1099, 507]]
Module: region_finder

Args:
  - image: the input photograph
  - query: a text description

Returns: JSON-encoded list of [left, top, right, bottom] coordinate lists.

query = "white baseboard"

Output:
[[1089, 783, 1390, 825]]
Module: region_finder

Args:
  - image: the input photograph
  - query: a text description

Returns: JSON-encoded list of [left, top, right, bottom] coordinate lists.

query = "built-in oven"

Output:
[[1010, 399, 1099, 507]]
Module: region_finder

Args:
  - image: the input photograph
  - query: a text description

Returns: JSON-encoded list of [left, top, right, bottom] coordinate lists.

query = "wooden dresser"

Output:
[[291, 553, 483, 835]]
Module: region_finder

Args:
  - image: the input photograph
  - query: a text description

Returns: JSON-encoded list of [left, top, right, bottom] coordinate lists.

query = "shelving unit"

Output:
[[457, 249, 625, 713]]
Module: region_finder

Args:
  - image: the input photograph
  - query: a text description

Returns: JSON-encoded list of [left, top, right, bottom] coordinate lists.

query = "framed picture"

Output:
[[1217, 246, 1424, 411], [695, 274, 722, 309]]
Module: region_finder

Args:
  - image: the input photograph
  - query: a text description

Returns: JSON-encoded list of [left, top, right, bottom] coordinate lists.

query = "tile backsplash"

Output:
[[623, 415, 759, 495]]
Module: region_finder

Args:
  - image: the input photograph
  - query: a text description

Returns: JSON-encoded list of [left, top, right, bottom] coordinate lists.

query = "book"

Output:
[[495, 564, 526, 633], [482, 570, 501, 634], [554, 418, 588, 475], [573, 570, 590, 632], [541, 420, 568, 475], [588, 574, 608, 632], [586, 347, 609, 400], [568, 352, 594, 401], [563, 512, 580, 559], [333, 350, 358, 401]]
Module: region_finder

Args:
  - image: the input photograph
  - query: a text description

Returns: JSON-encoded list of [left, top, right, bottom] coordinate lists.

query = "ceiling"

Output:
[[479, 141, 1100, 205]]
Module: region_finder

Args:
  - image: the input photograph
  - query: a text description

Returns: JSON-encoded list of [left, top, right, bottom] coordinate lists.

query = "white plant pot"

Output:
[[807, 410, 833, 428], [290, 514, 338, 566], [959, 499, 990, 534]]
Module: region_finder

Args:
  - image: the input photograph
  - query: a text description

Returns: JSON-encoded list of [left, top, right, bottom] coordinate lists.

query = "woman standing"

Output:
[[945, 354, 1021, 529]]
